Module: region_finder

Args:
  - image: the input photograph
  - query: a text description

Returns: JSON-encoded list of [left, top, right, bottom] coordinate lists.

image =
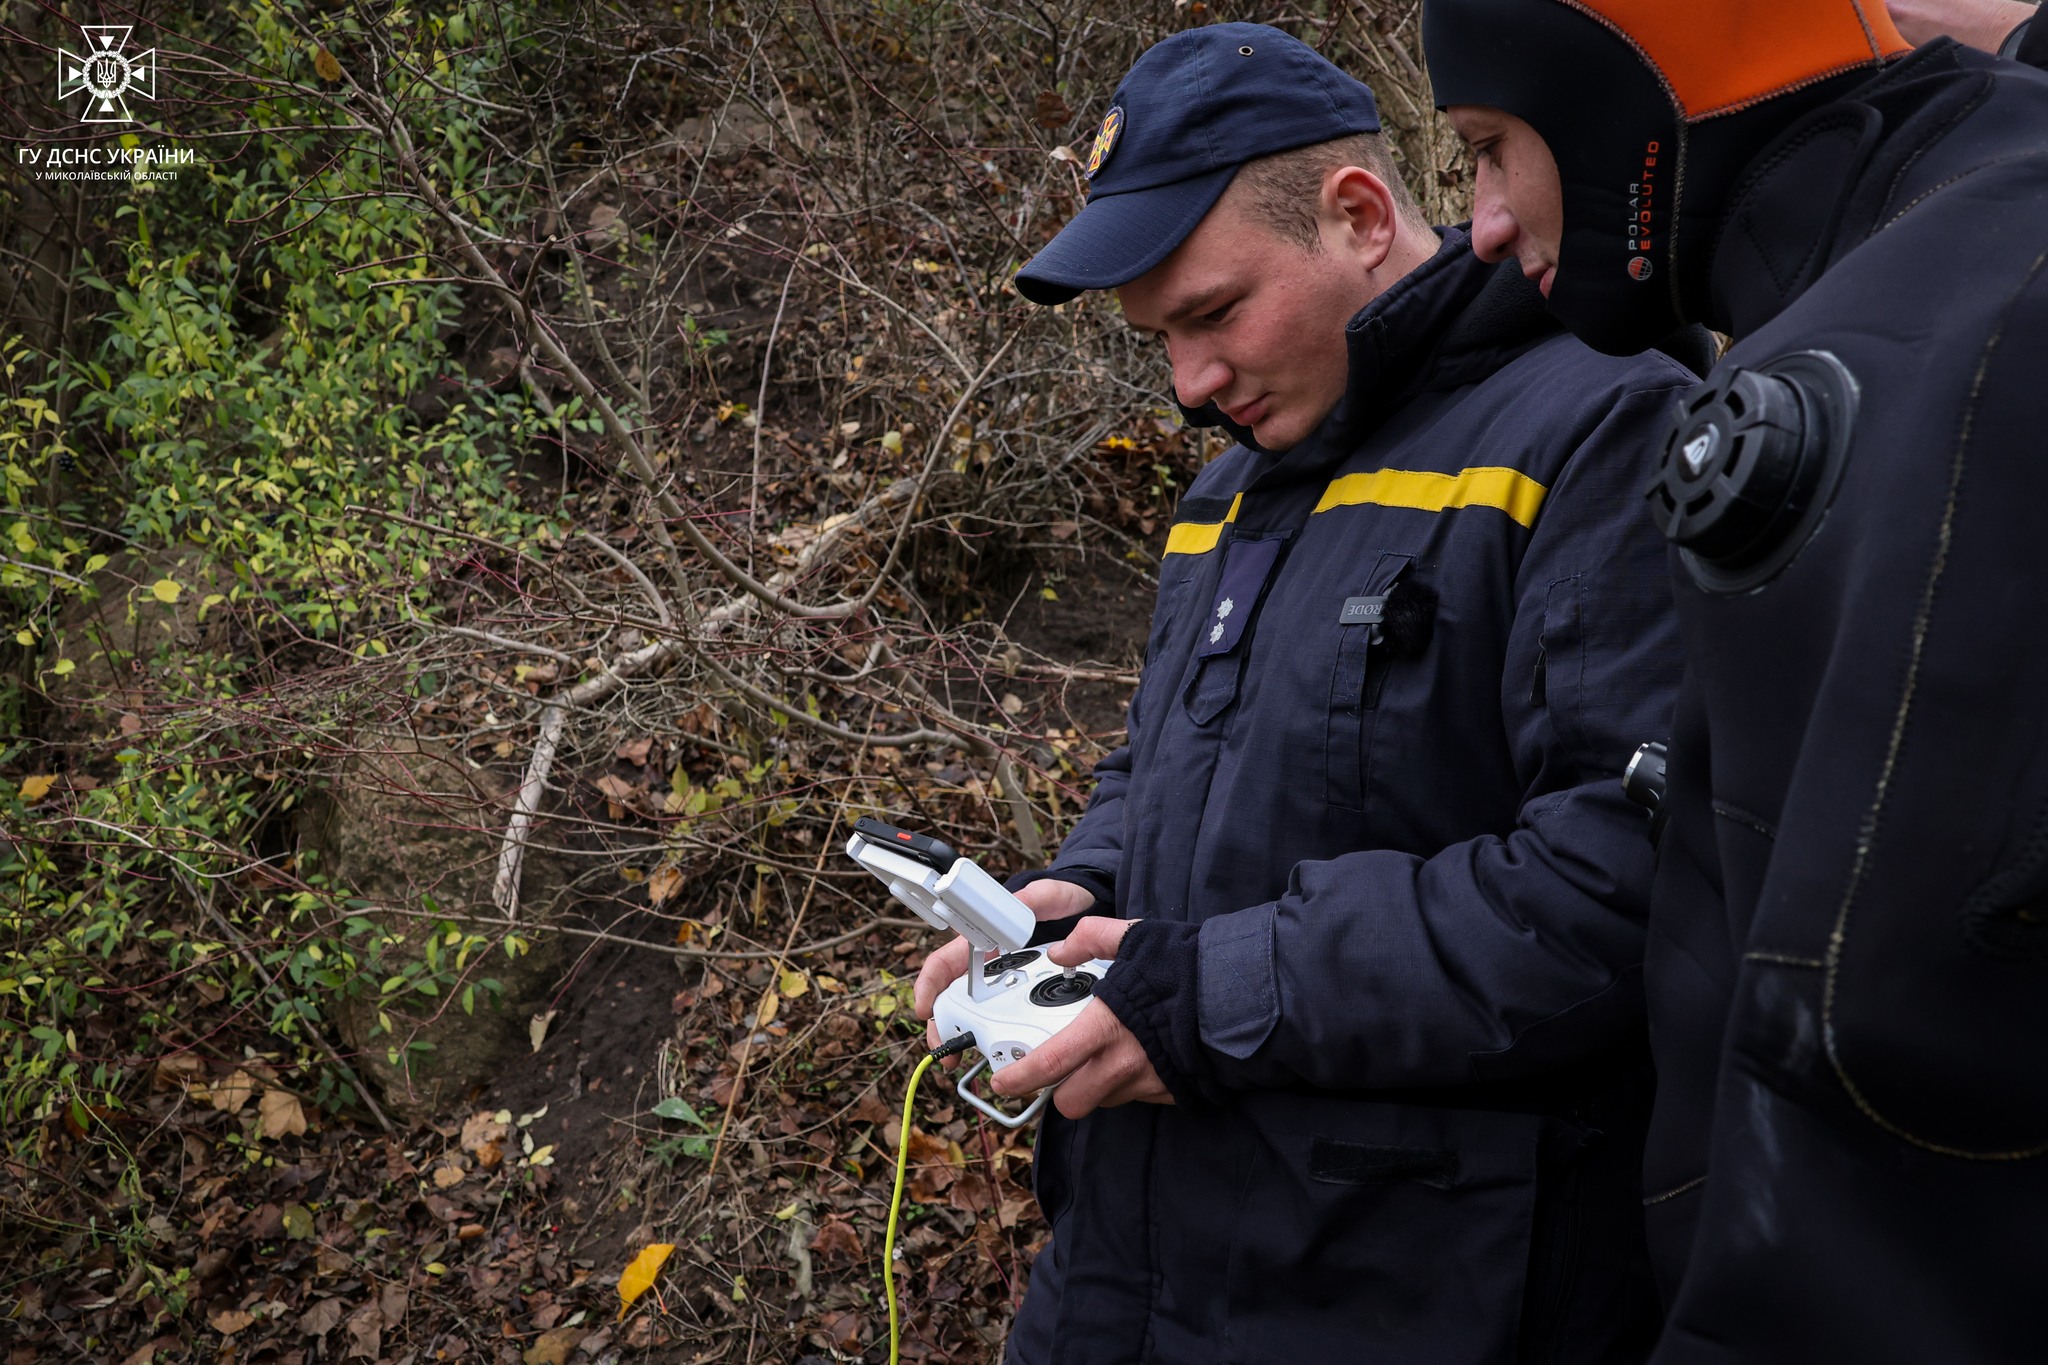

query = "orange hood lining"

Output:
[[1560, 0, 1910, 121]]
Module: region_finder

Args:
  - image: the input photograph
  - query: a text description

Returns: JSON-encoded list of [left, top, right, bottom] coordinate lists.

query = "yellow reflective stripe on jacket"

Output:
[[1312, 465, 1549, 528], [1163, 493, 1244, 556]]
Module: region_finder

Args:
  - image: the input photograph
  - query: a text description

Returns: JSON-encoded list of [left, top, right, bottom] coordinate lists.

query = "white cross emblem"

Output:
[[59, 26, 156, 124]]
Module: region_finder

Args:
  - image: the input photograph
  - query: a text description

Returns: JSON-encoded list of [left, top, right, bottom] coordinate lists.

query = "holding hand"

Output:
[[988, 917, 1173, 1119]]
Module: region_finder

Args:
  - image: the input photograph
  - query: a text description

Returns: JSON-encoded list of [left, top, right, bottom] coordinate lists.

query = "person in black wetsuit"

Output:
[[1419, 1, 2048, 1361]]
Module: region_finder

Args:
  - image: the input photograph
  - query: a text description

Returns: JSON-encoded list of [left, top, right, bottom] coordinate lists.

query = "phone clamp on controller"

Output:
[[845, 817, 1111, 1127]]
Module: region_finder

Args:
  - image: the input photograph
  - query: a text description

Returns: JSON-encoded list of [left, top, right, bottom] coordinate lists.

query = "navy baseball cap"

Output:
[[1015, 24, 1382, 306]]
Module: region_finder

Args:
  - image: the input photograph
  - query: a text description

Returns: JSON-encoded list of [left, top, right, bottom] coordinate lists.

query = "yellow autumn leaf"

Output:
[[617, 1242, 676, 1319], [777, 969, 808, 999], [150, 578, 181, 604], [755, 991, 779, 1027], [19, 774, 56, 803], [314, 47, 343, 82]]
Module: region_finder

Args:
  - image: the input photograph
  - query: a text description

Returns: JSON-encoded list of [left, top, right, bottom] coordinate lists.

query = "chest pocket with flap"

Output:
[[1325, 552, 1415, 811]]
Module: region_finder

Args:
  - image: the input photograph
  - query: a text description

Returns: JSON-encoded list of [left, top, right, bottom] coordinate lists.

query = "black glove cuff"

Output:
[[1092, 919, 1219, 1107]]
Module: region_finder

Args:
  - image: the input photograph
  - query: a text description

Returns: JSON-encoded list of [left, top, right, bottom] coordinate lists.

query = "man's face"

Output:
[[1116, 174, 1407, 452], [1446, 106, 1565, 298]]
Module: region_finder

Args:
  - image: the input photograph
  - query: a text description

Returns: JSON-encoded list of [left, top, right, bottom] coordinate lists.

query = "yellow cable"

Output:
[[886, 1051, 936, 1365]]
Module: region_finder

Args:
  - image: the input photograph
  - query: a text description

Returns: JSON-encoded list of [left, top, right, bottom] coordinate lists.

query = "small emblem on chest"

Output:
[[1197, 539, 1284, 659]]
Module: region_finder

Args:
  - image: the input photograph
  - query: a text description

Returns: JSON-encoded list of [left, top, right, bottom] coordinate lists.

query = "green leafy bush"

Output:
[[0, 1, 550, 1146]]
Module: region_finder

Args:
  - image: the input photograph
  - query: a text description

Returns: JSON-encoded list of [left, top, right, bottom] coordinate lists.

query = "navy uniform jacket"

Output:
[[1640, 42, 2048, 1365], [1006, 232, 1695, 1364]]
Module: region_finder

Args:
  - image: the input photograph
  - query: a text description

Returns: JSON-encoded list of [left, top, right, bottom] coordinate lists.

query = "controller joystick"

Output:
[[1029, 971, 1097, 1008], [846, 818, 1113, 1127]]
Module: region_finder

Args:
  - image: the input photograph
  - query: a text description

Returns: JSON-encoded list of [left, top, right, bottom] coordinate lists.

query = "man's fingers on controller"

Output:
[[1045, 935, 1088, 968], [991, 1032, 1072, 1096], [1050, 915, 1131, 966], [913, 937, 970, 1016]]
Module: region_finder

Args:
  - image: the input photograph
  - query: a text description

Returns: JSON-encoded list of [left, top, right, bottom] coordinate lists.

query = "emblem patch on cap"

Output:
[[1085, 106, 1124, 179]]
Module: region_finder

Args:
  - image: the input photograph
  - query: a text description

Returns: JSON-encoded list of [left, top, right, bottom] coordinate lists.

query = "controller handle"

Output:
[[953, 1057, 1055, 1129]]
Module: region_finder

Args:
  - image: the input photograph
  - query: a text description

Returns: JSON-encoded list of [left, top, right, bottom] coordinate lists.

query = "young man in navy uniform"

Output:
[[915, 24, 1701, 1362], [1423, 0, 2048, 1360]]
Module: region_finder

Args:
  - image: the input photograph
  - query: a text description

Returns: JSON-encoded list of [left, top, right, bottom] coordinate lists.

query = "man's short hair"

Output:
[[1231, 132, 1429, 251]]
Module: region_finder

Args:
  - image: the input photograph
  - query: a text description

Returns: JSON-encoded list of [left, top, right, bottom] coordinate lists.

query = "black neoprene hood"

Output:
[[1422, 0, 1910, 355], [1424, 0, 1680, 354]]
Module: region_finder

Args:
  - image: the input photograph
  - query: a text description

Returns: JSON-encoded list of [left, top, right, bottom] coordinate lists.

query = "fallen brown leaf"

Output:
[[211, 1069, 260, 1114], [424, 1192, 469, 1222], [207, 1306, 255, 1336], [807, 1216, 862, 1260], [152, 1054, 205, 1091], [461, 1110, 510, 1153], [595, 774, 639, 817], [259, 1089, 307, 1139], [821, 1309, 867, 1350], [243, 1203, 284, 1240], [346, 1303, 381, 1360], [433, 1163, 466, 1189], [905, 1129, 958, 1166], [646, 865, 683, 905], [910, 1164, 958, 1203], [523, 1326, 587, 1365], [949, 1172, 995, 1214], [298, 1298, 344, 1338]]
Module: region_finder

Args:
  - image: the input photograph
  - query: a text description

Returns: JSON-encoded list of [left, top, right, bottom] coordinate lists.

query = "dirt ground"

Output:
[[0, 521, 1161, 1364]]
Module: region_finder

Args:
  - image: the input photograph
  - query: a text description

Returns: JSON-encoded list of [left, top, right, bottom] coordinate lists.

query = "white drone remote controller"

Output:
[[846, 817, 1112, 1128]]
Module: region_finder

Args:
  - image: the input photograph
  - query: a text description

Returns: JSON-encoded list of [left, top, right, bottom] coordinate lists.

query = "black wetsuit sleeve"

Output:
[[2017, 14, 2048, 69]]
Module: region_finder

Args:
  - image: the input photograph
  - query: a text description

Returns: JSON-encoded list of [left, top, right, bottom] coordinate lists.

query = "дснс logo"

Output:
[[59, 26, 156, 124]]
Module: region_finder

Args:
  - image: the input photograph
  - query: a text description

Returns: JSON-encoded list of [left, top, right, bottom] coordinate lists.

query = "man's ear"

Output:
[[1323, 165, 1399, 270]]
